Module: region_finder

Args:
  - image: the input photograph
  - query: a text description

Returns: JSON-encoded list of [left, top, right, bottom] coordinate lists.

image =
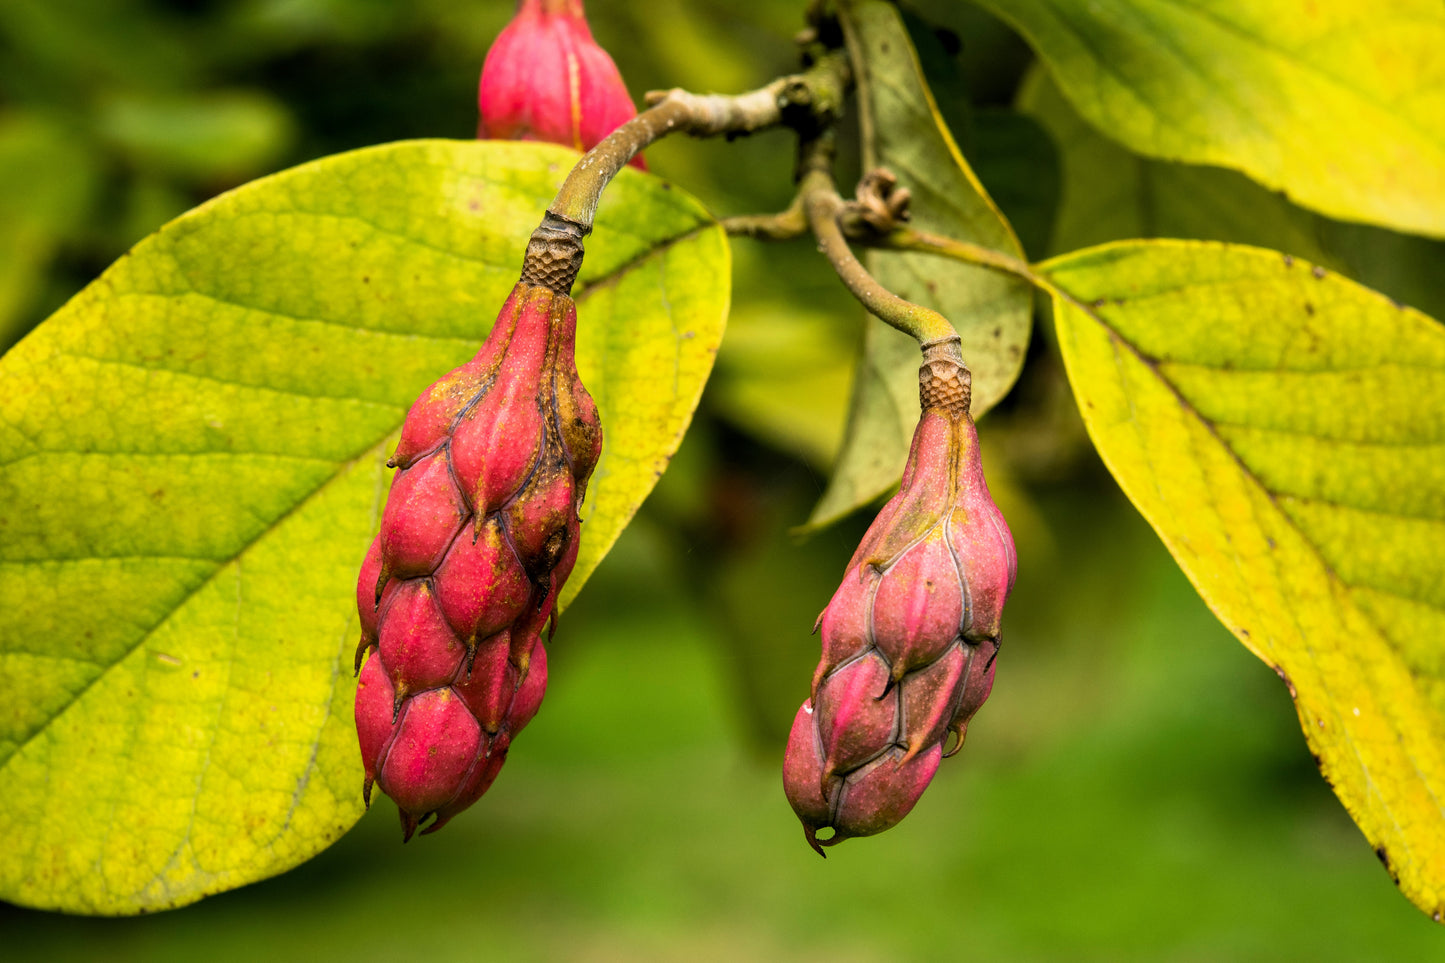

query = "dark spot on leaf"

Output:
[[1303, 302, 1313, 315], [192, 671, 199, 679], [1240, 629, 1250, 638], [992, 326, 1001, 338], [1267, 537, 1276, 549], [1089, 298, 1105, 309], [1311, 265, 1326, 279], [362, 276, 370, 284], [1282, 254, 1294, 267]]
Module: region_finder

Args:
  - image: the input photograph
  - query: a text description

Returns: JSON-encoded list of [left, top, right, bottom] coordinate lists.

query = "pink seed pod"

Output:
[[784, 346, 1016, 854], [478, 0, 646, 170], [354, 281, 601, 840]]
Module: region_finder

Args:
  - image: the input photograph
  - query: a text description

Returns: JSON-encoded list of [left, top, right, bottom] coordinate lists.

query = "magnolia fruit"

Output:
[[784, 348, 1016, 854], [355, 280, 601, 839], [478, 0, 645, 169]]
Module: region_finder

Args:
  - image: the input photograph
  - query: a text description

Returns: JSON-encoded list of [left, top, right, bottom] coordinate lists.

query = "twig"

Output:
[[796, 137, 959, 347], [522, 51, 849, 294]]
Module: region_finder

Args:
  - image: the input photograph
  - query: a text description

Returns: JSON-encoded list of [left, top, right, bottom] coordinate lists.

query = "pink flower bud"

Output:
[[478, 0, 646, 169], [354, 280, 601, 839], [784, 351, 1015, 853]]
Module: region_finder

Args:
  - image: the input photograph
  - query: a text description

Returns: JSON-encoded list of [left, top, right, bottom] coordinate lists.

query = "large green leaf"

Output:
[[1044, 239, 1445, 919], [977, 0, 1445, 237], [810, 0, 1032, 527], [1019, 67, 1445, 320], [0, 139, 729, 914]]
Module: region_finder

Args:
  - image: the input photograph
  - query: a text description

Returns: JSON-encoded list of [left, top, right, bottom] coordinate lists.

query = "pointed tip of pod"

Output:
[[362, 777, 373, 809], [419, 812, 456, 837], [803, 825, 828, 858], [353, 638, 371, 677], [942, 722, 966, 759], [399, 810, 420, 843]]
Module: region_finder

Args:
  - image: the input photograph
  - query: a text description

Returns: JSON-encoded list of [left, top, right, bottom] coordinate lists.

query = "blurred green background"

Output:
[[3, 0, 1442, 957]]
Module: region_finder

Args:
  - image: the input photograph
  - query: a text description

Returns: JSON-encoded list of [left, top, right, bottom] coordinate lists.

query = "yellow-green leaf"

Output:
[[809, 0, 1032, 527], [1044, 239, 1445, 920], [978, 0, 1445, 237], [0, 139, 729, 915], [1018, 66, 1445, 320]]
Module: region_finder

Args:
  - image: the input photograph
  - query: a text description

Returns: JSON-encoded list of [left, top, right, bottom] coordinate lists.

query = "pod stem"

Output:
[[797, 136, 960, 347]]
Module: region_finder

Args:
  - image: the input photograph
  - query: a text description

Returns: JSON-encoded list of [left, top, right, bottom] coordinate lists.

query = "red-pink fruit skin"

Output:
[[355, 281, 600, 837], [870, 534, 964, 675], [432, 519, 531, 643], [510, 639, 548, 730], [784, 378, 1015, 851], [478, 0, 646, 170], [782, 702, 832, 830], [452, 632, 517, 733], [377, 581, 466, 692], [899, 641, 967, 756], [380, 688, 483, 814], [355, 653, 397, 785], [831, 744, 942, 838], [815, 651, 896, 777], [377, 454, 467, 579], [357, 537, 383, 644]]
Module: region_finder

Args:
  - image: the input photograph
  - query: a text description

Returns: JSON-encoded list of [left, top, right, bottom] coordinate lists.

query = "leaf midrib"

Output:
[[0, 219, 717, 779], [1059, 284, 1445, 612], [1051, 269, 1445, 860]]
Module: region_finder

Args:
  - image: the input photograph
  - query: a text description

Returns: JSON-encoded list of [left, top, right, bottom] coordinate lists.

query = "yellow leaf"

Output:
[[980, 0, 1445, 236], [1045, 239, 1445, 920]]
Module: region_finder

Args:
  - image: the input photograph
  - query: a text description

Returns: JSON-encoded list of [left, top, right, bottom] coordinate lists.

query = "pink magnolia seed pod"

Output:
[[355, 280, 602, 840], [784, 349, 1016, 854], [478, 0, 646, 169]]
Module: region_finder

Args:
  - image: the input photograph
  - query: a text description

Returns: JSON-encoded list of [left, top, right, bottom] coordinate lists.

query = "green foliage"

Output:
[[976, 0, 1445, 236], [1019, 68, 1445, 320], [1045, 240, 1445, 919], [2, 0, 1444, 937], [810, 0, 1032, 527], [0, 113, 98, 349], [0, 140, 727, 913]]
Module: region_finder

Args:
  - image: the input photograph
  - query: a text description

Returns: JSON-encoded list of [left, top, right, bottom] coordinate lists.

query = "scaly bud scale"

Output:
[[355, 281, 601, 840], [478, 0, 646, 169], [784, 353, 1016, 854]]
